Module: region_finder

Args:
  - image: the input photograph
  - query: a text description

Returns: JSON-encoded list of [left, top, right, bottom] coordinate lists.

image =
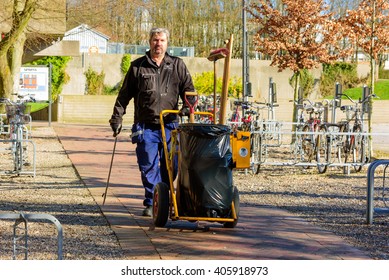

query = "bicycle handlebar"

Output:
[[0, 98, 12, 104], [254, 101, 279, 107], [338, 92, 377, 105]]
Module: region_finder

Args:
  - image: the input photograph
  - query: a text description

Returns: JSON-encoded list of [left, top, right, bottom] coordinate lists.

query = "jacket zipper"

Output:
[[157, 68, 161, 116]]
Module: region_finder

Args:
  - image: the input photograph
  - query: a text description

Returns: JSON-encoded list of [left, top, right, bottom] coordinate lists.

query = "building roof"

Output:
[[34, 40, 81, 57], [64, 24, 110, 41]]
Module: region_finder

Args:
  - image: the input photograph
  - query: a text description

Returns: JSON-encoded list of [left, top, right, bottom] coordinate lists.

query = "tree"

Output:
[[0, 0, 38, 101], [66, 0, 149, 44], [66, 0, 244, 58], [342, 0, 389, 156], [0, 0, 65, 102], [327, 0, 361, 16], [246, 0, 349, 125]]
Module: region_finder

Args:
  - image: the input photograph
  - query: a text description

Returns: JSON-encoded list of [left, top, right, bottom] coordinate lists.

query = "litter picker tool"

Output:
[[102, 130, 119, 205]]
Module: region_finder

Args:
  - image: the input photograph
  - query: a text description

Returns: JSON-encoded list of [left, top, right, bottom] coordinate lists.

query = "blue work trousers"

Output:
[[136, 122, 178, 207]]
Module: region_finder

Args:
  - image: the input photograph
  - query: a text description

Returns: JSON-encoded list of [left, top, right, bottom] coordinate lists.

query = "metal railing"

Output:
[[0, 138, 36, 177], [229, 121, 389, 174], [0, 212, 63, 260], [366, 159, 389, 224]]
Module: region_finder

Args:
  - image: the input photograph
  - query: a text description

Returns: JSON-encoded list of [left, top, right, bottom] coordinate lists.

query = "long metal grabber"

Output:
[[102, 128, 120, 205]]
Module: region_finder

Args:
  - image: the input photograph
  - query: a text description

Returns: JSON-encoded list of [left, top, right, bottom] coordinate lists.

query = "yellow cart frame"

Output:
[[152, 109, 239, 228]]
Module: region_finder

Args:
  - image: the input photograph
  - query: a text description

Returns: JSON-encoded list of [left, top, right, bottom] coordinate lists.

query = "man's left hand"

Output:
[[179, 106, 190, 117]]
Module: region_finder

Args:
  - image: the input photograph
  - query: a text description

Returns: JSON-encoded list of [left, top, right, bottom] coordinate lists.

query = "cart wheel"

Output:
[[153, 182, 170, 227], [224, 186, 240, 228]]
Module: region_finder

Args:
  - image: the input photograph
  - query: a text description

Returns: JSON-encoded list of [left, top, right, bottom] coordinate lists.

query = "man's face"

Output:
[[149, 32, 168, 57]]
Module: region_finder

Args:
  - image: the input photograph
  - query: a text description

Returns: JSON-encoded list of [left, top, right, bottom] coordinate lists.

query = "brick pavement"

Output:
[[53, 123, 371, 260]]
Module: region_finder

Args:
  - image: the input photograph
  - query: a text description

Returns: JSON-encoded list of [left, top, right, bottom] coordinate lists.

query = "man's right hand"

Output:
[[110, 122, 122, 137]]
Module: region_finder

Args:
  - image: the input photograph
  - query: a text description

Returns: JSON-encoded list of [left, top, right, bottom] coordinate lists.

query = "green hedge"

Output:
[[193, 71, 242, 98], [320, 62, 363, 98]]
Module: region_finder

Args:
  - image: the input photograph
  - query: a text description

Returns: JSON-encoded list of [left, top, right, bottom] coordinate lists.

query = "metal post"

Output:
[[242, 0, 251, 100], [48, 63, 52, 127], [268, 77, 274, 121], [334, 83, 342, 123], [367, 159, 389, 224], [13, 213, 28, 260]]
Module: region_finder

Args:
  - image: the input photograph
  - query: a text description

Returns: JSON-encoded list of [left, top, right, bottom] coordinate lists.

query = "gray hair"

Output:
[[149, 27, 170, 42]]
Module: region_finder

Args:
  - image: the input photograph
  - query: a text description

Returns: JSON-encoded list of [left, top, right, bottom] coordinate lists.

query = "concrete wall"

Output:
[[56, 95, 134, 125], [61, 53, 371, 101], [55, 94, 389, 126], [57, 53, 374, 125]]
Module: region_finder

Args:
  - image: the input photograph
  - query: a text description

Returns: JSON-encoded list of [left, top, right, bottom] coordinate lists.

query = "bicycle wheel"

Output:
[[325, 126, 336, 166], [11, 125, 24, 172], [336, 123, 348, 171], [301, 125, 314, 168], [352, 124, 366, 172], [316, 125, 328, 174], [14, 141, 23, 171]]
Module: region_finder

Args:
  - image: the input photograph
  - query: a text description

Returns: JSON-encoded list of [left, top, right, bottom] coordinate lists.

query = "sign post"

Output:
[[18, 65, 51, 126]]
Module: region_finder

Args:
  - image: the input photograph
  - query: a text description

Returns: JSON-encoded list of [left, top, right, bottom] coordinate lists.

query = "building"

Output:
[[62, 24, 110, 54], [107, 43, 195, 57]]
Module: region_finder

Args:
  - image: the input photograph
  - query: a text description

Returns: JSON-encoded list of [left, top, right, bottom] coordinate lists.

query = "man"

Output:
[[109, 27, 195, 217]]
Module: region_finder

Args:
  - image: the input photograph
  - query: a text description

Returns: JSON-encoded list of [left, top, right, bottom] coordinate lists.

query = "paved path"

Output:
[[53, 123, 371, 260]]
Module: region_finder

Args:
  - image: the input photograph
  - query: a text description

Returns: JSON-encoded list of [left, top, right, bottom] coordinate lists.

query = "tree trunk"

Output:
[[0, 33, 26, 107], [11, 33, 27, 95], [0, 54, 13, 99], [0, 0, 37, 101], [0, 54, 13, 114]]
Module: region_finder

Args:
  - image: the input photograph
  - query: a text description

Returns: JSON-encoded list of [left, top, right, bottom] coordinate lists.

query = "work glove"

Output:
[[179, 106, 190, 117], [109, 119, 122, 137]]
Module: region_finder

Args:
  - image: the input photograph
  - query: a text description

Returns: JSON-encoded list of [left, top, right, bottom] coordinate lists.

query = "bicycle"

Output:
[[334, 92, 375, 173], [249, 100, 282, 174], [228, 99, 246, 132], [295, 99, 329, 174], [196, 95, 219, 124], [0, 97, 32, 172], [0, 113, 7, 136], [241, 101, 264, 174]]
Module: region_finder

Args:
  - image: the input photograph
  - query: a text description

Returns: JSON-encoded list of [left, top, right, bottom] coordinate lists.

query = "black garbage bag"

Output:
[[177, 123, 233, 218]]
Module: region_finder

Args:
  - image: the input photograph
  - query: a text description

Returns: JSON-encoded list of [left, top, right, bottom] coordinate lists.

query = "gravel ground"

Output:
[[0, 126, 125, 260], [236, 143, 389, 260], [1, 125, 389, 260]]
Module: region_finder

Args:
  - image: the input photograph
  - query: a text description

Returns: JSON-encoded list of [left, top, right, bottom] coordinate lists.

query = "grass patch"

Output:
[[27, 102, 49, 113], [343, 79, 389, 100]]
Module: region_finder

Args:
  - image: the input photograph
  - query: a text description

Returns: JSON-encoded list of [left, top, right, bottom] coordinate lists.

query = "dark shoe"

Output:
[[142, 206, 152, 217]]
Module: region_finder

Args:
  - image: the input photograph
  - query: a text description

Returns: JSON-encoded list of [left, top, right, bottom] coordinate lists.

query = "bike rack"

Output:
[[0, 138, 36, 177], [0, 212, 63, 260], [366, 159, 389, 224], [229, 121, 389, 174]]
